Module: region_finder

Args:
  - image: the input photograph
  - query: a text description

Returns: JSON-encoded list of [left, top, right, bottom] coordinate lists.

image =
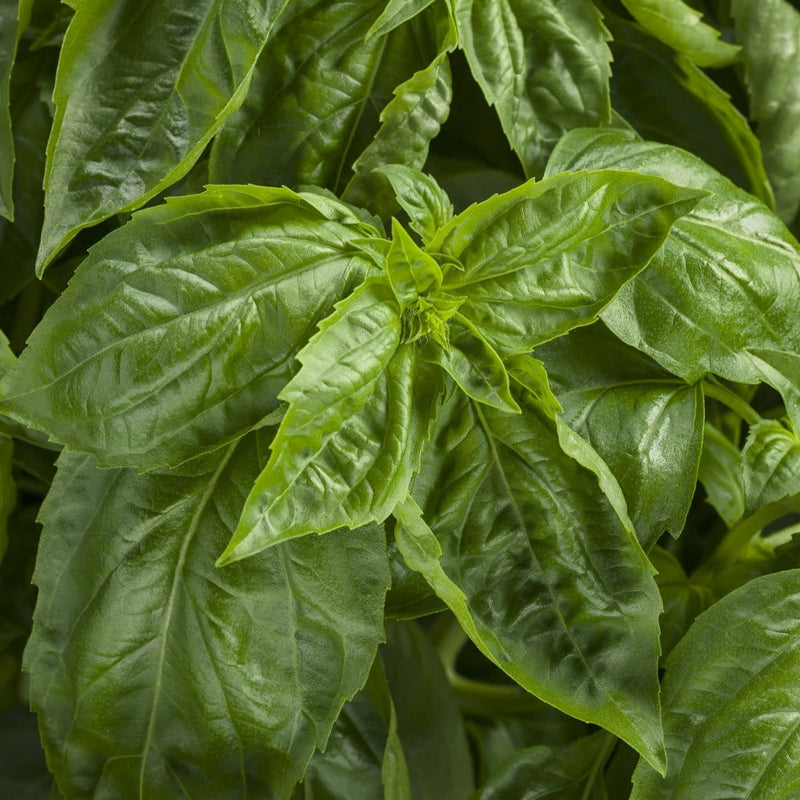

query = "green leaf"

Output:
[[631, 570, 800, 799], [0, 436, 14, 565], [540, 324, 704, 551], [455, 0, 612, 177], [0, 186, 379, 470], [385, 219, 443, 310], [220, 274, 454, 561], [607, 15, 773, 205], [366, 0, 440, 39], [742, 420, 800, 515], [342, 47, 453, 219], [26, 431, 390, 800], [698, 422, 745, 526], [0, 706, 54, 800], [36, 0, 290, 271], [620, 0, 740, 67], [209, 0, 446, 194], [547, 128, 800, 432], [382, 621, 475, 800], [395, 386, 666, 772], [0, 0, 33, 221], [373, 164, 454, 245], [468, 732, 615, 800], [732, 0, 800, 224], [430, 169, 705, 355]]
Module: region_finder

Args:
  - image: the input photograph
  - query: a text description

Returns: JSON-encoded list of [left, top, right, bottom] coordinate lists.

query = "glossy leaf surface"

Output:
[[37, 0, 289, 270], [742, 420, 800, 515], [540, 323, 704, 551], [547, 128, 800, 431], [26, 431, 390, 800], [698, 422, 745, 526], [396, 382, 666, 771], [367, 0, 439, 39], [733, 0, 800, 224], [0, 186, 378, 470], [431, 169, 704, 355], [632, 570, 800, 799], [620, 0, 740, 67], [455, 0, 612, 176]]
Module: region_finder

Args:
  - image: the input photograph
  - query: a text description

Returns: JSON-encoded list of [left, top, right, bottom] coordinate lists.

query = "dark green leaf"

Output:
[[395, 381, 666, 771], [26, 431, 390, 799], [431, 169, 705, 355], [698, 422, 745, 526], [620, 0, 740, 67], [742, 419, 800, 515], [366, 0, 440, 39], [455, 0, 612, 176], [732, 0, 800, 224], [539, 323, 704, 550], [0, 706, 54, 800], [547, 128, 800, 432], [632, 570, 800, 799], [0, 186, 379, 470], [37, 0, 290, 271]]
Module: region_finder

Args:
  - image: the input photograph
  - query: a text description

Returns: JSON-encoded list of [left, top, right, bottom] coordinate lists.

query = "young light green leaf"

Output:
[[742, 420, 800, 515], [220, 338, 446, 563], [386, 219, 443, 310], [373, 164, 454, 244], [343, 47, 453, 218], [366, 0, 440, 39], [732, 0, 800, 224], [430, 169, 705, 355], [468, 732, 615, 800], [539, 323, 704, 551], [455, 0, 612, 177], [37, 0, 290, 271], [608, 15, 773, 205], [631, 570, 800, 799], [26, 431, 390, 800], [210, 0, 445, 194], [620, 0, 740, 67], [547, 128, 800, 432], [0, 186, 379, 470], [698, 422, 745, 526], [396, 387, 666, 773]]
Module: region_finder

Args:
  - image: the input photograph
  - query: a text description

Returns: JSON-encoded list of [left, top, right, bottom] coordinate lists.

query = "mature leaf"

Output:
[[468, 732, 614, 800], [210, 0, 445, 194], [539, 323, 704, 551], [374, 164, 454, 245], [698, 422, 745, 526], [26, 431, 390, 800], [632, 570, 800, 799], [366, 0, 440, 39], [742, 420, 800, 515], [37, 0, 290, 271], [620, 0, 740, 67], [0, 186, 379, 470], [396, 382, 666, 772], [607, 15, 772, 205], [732, 0, 800, 224], [429, 169, 704, 355], [0, 706, 54, 800], [382, 621, 475, 800], [547, 128, 800, 431], [455, 0, 612, 176], [222, 332, 445, 562]]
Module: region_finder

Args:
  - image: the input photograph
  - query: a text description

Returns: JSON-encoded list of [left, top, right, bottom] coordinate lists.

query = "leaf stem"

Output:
[[701, 378, 761, 426], [449, 673, 549, 718], [580, 732, 618, 800]]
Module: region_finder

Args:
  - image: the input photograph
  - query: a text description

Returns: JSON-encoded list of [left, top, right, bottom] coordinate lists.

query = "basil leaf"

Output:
[[431, 169, 704, 355], [631, 570, 800, 799], [0, 186, 378, 470], [36, 0, 290, 271], [0, 436, 13, 565], [539, 323, 704, 551], [607, 15, 773, 205], [385, 220, 443, 310], [698, 422, 745, 526], [210, 0, 445, 195], [373, 164, 454, 245], [26, 431, 390, 799], [396, 386, 666, 772], [620, 0, 740, 67], [732, 0, 800, 224], [366, 0, 440, 39], [468, 732, 615, 800], [742, 420, 800, 515], [547, 128, 800, 432], [455, 0, 612, 177]]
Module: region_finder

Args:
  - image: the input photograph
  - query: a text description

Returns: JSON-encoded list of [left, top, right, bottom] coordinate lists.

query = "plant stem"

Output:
[[701, 378, 761, 426]]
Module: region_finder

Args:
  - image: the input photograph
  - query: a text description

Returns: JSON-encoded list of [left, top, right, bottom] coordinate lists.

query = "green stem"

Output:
[[701, 378, 761, 426], [580, 732, 618, 800], [449, 673, 548, 718], [430, 612, 468, 673]]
